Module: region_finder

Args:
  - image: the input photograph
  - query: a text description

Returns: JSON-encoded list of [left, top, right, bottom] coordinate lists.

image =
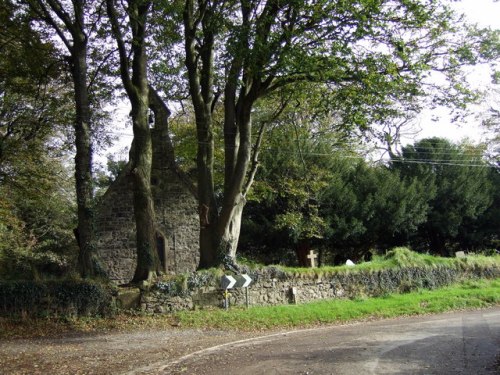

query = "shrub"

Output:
[[0, 280, 116, 318]]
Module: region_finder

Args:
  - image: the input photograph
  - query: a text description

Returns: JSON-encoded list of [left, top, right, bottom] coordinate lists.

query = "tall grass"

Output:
[[272, 247, 500, 277]]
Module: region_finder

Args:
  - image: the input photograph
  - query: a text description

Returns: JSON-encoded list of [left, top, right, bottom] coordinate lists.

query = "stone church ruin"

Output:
[[95, 97, 200, 284]]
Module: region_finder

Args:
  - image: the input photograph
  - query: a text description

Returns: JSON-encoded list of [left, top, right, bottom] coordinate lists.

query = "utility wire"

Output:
[[100, 131, 497, 168]]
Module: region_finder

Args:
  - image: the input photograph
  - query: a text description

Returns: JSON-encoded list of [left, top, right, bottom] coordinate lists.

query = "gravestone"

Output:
[[307, 250, 318, 268], [455, 251, 466, 258], [346, 259, 355, 267]]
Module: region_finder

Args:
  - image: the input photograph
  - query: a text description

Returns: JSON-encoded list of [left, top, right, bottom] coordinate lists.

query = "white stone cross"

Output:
[[307, 250, 318, 268]]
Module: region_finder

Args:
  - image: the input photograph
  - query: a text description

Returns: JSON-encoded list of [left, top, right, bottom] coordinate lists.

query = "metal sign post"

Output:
[[223, 289, 230, 310]]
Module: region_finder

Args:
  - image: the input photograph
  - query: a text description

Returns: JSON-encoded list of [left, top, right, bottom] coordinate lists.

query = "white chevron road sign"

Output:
[[221, 274, 253, 289]]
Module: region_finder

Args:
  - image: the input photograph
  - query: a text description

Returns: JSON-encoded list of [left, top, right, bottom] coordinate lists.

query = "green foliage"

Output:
[[93, 154, 128, 199], [277, 247, 499, 276], [383, 246, 435, 268], [0, 155, 77, 279], [0, 0, 73, 175], [0, 0, 78, 279], [241, 104, 360, 264], [3, 0, 499, 274], [169, 105, 227, 191], [457, 168, 500, 251], [392, 138, 494, 255], [175, 0, 500, 267], [320, 162, 430, 262], [0, 280, 116, 317], [243, 135, 497, 266]]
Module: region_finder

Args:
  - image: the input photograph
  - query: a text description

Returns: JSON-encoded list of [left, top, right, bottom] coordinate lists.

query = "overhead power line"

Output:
[[263, 150, 496, 168], [389, 159, 490, 168], [101, 131, 496, 168]]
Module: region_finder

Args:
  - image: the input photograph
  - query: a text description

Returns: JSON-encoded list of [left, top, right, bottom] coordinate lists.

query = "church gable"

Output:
[[95, 164, 200, 284], [95, 113, 200, 284]]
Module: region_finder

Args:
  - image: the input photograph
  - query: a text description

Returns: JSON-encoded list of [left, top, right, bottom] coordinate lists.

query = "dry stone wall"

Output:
[[138, 263, 500, 313]]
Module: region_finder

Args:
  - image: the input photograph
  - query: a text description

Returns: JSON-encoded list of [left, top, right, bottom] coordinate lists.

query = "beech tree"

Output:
[[107, 0, 162, 282], [1, 0, 70, 173], [0, 0, 79, 278], [23, 0, 103, 277], [9, 0, 497, 276], [181, 0, 497, 269]]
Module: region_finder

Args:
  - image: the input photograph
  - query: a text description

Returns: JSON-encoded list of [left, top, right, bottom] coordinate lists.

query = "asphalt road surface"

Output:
[[164, 308, 500, 375]]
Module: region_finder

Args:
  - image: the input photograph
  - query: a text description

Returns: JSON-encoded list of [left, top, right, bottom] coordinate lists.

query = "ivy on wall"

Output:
[[0, 280, 116, 317]]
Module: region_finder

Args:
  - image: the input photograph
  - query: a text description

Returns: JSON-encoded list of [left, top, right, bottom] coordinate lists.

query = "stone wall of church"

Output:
[[95, 165, 200, 285]]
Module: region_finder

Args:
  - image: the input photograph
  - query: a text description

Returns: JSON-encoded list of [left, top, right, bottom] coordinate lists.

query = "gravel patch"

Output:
[[0, 328, 261, 375]]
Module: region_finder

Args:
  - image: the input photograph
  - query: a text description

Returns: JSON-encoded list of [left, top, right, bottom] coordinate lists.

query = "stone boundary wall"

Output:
[[136, 264, 500, 313], [2, 264, 497, 318]]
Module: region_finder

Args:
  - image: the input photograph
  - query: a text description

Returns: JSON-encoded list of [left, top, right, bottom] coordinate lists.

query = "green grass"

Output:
[[174, 278, 500, 331], [272, 247, 500, 277]]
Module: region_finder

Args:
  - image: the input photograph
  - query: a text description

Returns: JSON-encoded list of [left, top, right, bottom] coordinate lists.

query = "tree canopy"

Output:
[[0, 0, 77, 278], [179, 0, 499, 268], [2, 0, 499, 280], [392, 138, 494, 255]]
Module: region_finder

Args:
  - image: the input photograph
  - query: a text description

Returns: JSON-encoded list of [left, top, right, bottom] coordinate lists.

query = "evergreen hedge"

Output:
[[0, 280, 115, 317]]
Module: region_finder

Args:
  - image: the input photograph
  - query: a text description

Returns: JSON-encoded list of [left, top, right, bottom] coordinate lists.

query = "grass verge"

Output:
[[1, 278, 498, 339], [175, 278, 500, 330]]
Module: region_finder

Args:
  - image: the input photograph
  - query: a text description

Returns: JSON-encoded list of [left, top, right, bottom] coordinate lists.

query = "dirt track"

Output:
[[0, 327, 260, 375]]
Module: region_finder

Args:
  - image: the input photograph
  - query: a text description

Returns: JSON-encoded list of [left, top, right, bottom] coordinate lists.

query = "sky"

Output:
[[408, 0, 500, 146], [453, 0, 500, 28]]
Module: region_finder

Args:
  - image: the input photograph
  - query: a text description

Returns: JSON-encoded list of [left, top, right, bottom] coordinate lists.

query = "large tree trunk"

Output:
[[198, 198, 245, 270], [184, 0, 220, 269], [72, 36, 98, 278], [217, 193, 246, 260], [214, 103, 253, 266], [195, 111, 219, 269], [27, 0, 101, 278], [129, 94, 160, 282], [183, 0, 266, 270], [107, 0, 160, 282]]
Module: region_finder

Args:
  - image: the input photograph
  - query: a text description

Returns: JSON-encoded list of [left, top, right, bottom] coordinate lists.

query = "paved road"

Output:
[[164, 308, 500, 375]]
